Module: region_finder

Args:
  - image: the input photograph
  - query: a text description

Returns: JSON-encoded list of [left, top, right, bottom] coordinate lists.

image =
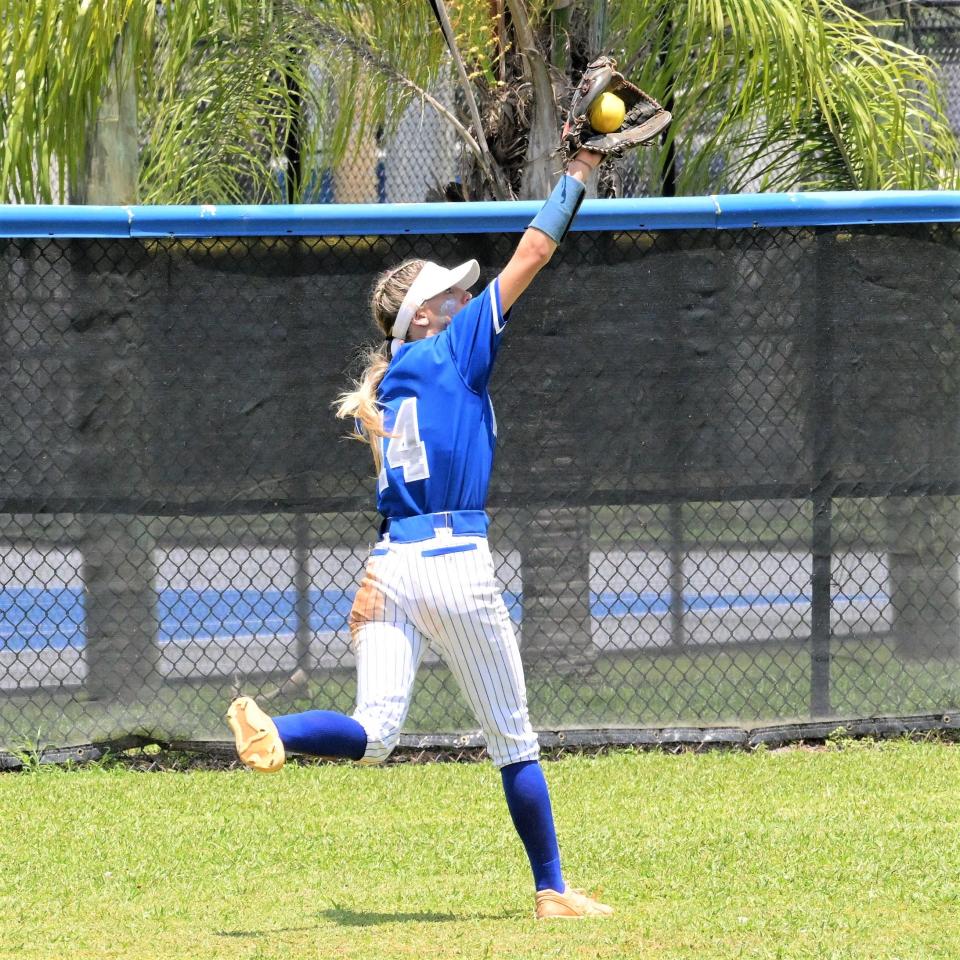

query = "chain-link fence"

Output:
[[3, 208, 960, 758]]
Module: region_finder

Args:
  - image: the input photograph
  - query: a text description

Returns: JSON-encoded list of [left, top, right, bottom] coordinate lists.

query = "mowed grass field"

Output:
[[3, 740, 960, 960]]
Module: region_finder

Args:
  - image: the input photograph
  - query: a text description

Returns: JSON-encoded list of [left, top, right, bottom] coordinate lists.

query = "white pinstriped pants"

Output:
[[347, 528, 539, 768]]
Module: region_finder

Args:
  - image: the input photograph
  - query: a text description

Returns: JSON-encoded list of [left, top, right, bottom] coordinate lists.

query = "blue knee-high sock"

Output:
[[273, 710, 367, 760], [500, 760, 565, 893]]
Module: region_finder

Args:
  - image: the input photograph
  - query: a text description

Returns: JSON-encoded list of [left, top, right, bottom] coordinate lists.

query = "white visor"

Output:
[[390, 259, 480, 355]]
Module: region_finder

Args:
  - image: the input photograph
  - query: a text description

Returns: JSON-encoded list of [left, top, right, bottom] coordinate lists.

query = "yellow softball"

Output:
[[588, 92, 626, 133]]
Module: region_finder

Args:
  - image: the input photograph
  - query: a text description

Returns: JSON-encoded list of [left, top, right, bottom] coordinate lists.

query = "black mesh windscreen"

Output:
[[3, 225, 960, 751]]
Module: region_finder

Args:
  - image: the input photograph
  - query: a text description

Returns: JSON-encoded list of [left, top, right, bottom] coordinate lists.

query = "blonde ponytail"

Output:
[[335, 258, 426, 471]]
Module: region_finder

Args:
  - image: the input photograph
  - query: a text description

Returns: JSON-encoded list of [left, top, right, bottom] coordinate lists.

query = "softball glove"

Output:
[[562, 56, 671, 161]]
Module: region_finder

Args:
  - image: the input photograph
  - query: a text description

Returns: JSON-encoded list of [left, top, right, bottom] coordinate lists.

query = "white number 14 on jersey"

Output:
[[379, 397, 430, 490]]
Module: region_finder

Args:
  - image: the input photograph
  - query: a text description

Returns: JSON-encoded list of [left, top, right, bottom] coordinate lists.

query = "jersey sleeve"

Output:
[[446, 277, 512, 392]]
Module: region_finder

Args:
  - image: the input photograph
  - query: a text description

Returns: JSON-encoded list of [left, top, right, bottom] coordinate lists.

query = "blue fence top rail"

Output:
[[2, 191, 960, 238]]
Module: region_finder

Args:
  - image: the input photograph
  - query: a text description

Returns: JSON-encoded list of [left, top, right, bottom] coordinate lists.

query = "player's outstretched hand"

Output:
[[562, 56, 671, 162], [566, 147, 603, 184]]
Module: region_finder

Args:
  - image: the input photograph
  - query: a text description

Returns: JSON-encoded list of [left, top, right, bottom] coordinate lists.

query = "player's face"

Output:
[[410, 286, 472, 340]]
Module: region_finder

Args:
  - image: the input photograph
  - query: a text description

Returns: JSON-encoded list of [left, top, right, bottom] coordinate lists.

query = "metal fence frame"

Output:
[[5, 190, 960, 237]]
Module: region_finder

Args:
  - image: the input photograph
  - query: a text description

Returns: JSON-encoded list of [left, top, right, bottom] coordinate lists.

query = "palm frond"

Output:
[[3, 0, 957, 203], [290, 0, 454, 167], [140, 4, 306, 204], [609, 0, 960, 193], [1, 0, 149, 201], [448, 0, 505, 87]]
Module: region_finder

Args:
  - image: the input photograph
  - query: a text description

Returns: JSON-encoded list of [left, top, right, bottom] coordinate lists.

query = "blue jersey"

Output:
[[376, 278, 510, 518]]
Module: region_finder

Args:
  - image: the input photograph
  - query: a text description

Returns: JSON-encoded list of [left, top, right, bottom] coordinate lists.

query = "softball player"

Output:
[[228, 147, 611, 920]]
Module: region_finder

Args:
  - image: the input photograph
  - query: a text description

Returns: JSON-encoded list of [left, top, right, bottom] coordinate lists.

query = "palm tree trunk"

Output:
[[587, 0, 607, 57], [508, 0, 560, 200], [72, 28, 160, 702], [550, 0, 572, 74], [70, 31, 138, 205]]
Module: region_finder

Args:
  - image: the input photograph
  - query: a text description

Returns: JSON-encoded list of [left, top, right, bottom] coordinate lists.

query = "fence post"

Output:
[[293, 511, 313, 674], [809, 228, 834, 718], [668, 501, 686, 647]]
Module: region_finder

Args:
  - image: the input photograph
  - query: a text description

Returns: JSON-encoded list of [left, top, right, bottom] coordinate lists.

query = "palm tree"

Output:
[[3, 0, 957, 205], [3, 0, 958, 697]]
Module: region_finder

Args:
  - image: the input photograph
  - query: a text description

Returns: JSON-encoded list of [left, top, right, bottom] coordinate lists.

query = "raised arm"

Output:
[[497, 149, 602, 313], [497, 55, 670, 314]]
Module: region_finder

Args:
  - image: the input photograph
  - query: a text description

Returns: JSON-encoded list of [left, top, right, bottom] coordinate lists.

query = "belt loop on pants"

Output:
[[382, 510, 488, 544]]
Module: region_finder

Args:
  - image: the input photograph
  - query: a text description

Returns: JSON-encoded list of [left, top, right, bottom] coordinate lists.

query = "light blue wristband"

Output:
[[528, 174, 587, 244]]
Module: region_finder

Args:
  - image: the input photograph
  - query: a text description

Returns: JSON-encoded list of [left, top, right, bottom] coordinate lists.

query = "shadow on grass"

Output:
[[213, 908, 505, 937], [215, 925, 319, 938], [319, 907, 512, 925]]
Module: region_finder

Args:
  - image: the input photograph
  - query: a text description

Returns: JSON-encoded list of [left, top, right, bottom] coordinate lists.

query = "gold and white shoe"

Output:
[[535, 887, 613, 919], [226, 696, 285, 773]]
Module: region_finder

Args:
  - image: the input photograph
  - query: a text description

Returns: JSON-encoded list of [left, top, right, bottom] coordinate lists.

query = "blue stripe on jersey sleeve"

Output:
[[448, 278, 511, 392]]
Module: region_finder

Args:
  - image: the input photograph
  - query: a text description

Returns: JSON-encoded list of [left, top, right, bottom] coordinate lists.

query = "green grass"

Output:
[[2, 741, 960, 959]]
